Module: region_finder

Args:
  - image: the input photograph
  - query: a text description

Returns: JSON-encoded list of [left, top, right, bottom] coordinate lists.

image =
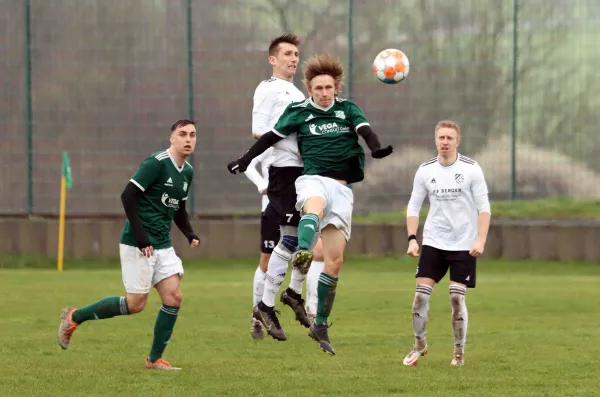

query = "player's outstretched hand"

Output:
[[407, 240, 420, 257], [227, 159, 248, 174], [372, 145, 393, 159]]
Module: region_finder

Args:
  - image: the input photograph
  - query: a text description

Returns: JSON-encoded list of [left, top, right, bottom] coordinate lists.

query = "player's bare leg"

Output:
[[250, 252, 270, 339], [449, 283, 468, 366], [305, 238, 324, 322], [403, 278, 434, 366], [146, 275, 182, 370], [307, 224, 345, 356]]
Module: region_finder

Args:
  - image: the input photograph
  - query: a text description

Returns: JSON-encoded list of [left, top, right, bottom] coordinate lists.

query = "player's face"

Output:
[[270, 43, 299, 79], [170, 124, 197, 157], [307, 75, 338, 107], [435, 127, 460, 156]]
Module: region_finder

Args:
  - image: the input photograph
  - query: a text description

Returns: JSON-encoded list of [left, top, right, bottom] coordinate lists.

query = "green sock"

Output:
[[316, 273, 338, 326], [72, 296, 129, 324], [149, 305, 179, 363], [298, 213, 319, 249]]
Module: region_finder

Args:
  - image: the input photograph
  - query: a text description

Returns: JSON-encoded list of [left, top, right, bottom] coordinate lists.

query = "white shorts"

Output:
[[119, 244, 184, 294], [295, 175, 354, 241]]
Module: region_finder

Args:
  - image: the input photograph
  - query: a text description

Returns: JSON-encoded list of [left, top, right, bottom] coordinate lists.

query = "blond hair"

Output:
[[302, 53, 344, 90], [435, 120, 461, 138]]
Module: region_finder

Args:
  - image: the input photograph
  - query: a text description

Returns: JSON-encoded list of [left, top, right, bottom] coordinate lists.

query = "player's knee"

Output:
[[312, 239, 324, 261], [161, 289, 182, 307], [126, 294, 148, 314], [449, 284, 466, 310], [279, 235, 298, 253]]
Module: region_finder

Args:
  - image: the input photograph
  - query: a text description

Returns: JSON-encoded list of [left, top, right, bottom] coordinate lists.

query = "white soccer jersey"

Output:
[[406, 153, 491, 251], [252, 76, 305, 168]]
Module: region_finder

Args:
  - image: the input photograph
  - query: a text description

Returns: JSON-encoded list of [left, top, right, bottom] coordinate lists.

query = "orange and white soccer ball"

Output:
[[372, 49, 410, 84]]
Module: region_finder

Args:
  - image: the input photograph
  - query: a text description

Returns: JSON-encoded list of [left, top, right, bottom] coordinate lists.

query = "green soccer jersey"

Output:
[[272, 97, 369, 183], [120, 149, 193, 250]]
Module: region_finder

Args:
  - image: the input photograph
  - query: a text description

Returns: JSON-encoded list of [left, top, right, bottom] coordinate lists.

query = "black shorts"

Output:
[[264, 166, 302, 229], [416, 245, 477, 288], [260, 208, 281, 254]]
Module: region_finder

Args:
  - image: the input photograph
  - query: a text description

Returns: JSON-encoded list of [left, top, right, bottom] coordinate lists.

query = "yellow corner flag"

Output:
[[58, 151, 72, 272]]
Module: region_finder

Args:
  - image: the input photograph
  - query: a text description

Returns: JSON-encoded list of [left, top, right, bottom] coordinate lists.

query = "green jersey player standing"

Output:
[[58, 119, 200, 371], [227, 53, 393, 355]]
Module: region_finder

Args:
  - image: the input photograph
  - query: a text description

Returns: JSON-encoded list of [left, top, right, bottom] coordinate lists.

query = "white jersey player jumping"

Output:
[[402, 120, 491, 367], [245, 34, 324, 341]]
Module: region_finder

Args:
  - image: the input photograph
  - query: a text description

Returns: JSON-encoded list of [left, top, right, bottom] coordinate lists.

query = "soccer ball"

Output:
[[372, 49, 410, 84]]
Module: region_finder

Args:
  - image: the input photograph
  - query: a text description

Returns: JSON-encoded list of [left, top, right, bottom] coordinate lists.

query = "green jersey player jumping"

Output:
[[58, 119, 200, 371], [227, 53, 393, 355]]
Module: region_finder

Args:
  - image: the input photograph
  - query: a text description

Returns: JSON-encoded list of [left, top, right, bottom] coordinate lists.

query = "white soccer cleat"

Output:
[[402, 344, 428, 366], [451, 350, 464, 366]]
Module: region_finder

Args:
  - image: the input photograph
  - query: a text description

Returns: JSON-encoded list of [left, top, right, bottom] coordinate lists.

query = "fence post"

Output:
[[25, 0, 33, 215], [347, 0, 354, 101], [186, 0, 196, 213], [510, 0, 519, 200]]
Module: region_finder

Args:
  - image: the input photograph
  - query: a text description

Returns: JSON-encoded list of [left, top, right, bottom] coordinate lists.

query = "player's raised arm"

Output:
[[252, 85, 277, 140], [347, 101, 393, 159], [227, 131, 283, 174]]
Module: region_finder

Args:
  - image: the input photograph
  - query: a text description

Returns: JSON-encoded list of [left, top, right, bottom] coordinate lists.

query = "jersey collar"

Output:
[[437, 152, 460, 168], [167, 148, 184, 173], [309, 97, 335, 112]]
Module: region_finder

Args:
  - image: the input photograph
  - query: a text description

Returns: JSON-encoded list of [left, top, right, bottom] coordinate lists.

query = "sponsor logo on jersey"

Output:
[[308, 122, 350, 136], [161, 192, 179, 209]]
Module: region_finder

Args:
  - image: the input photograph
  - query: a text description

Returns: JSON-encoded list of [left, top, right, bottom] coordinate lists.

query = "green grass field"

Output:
[[1, 257, 599, 397]]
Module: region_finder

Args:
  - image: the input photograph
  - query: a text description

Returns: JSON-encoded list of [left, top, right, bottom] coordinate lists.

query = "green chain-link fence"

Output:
[[1, 0, 598, 216]]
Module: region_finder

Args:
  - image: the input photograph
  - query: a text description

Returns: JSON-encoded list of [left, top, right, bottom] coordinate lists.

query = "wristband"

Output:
[[407, 234, 417, 242]]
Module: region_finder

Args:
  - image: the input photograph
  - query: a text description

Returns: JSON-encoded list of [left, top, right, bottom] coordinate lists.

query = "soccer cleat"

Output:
[[280, 288, 311, 328], [250, 317, 264, 340], [451, 348, 465, 366], [58, 307, 78, 350], [252, 302, 286, 341], [290, 249, 313, 275], [145, 357, 181, 371], [308, 322, 335, 356], [402, 343, 428, 366]]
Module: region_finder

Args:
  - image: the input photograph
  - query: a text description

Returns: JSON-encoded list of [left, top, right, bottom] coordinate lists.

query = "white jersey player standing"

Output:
[[246, 34, 324, 341], [402, 120, 491, 367]]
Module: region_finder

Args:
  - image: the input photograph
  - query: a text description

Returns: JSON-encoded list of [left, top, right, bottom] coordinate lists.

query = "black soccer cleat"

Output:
[[280, 288, 311, 328], [308, 322, 335, 356], [252, 302, 286, 341]]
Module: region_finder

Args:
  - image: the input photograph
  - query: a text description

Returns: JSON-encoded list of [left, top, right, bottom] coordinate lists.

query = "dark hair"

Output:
[[268, 34, 300, 56], [171, 119, 196, 132]]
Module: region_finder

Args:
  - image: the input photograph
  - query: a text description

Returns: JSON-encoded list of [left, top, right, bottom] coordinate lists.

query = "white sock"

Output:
[[306, 260, 324, 314], [413, 284, 433, 344], [289, 268, 305, 295], [261, 245, 291, 307], [252, 266, 266, 307], [449, 284, 468, 350]]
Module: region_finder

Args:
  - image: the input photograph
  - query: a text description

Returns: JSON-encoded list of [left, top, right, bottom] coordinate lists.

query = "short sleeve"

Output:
[[252, 83, 277, 136], [130, 157, 161, 192], [347, 101, 370, 131], [471, 164, 489, 197], [272, 104, 300, 137]]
